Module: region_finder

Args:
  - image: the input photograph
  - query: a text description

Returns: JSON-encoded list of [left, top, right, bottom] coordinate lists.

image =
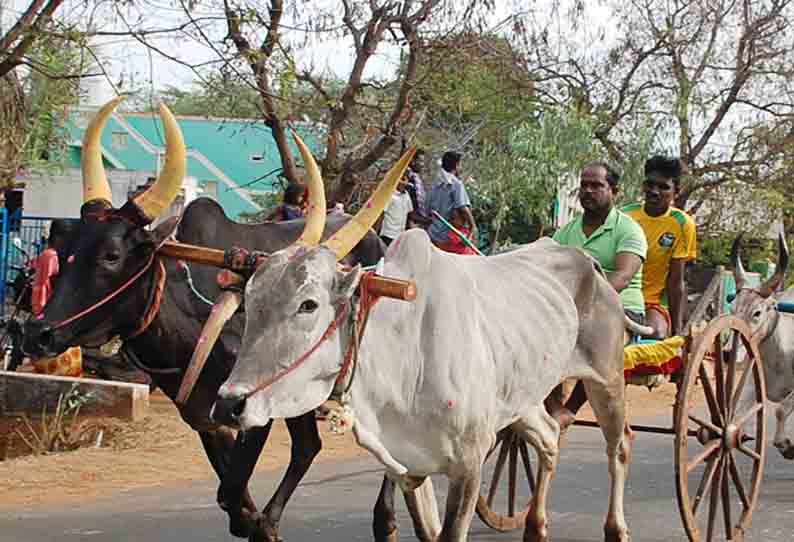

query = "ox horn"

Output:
[[128, 104, 187, 224], [760, 232, 789, 298], [322, 147, 417, 260], [82, 96, 125, 207], [177, 288, 243, 405], [292, 130, 326, 246], [730, 233, 748, 291]]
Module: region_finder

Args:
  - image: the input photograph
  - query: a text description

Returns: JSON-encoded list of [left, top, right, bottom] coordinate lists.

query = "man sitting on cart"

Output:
[[550, 161, 647, 424], [553, 161, 648, 324], [623, 156, 697, 339]]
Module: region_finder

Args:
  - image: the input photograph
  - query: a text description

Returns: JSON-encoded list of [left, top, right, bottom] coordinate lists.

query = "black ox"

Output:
[[24, 99, 411, 542]]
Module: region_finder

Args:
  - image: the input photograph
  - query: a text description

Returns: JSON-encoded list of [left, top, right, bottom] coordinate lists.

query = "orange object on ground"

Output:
[[32, 347, 83, 377]]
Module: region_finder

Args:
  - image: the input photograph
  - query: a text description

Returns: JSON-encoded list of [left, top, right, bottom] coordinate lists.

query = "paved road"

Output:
[[2, 413, 793, 542]]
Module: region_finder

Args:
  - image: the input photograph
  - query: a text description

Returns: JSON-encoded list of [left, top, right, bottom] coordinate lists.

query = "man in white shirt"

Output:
[[378, 174, 414, 246]]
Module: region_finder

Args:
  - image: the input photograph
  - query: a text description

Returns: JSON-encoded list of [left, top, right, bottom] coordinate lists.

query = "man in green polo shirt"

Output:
[[553, 161, 647, 321], [548, 161, 647, 428]]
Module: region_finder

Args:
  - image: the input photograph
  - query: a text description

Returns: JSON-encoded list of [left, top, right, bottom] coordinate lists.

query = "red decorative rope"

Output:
[[51, 251, 160, 331], [241, 271, 383, 400], [243, 301, 351, 399]]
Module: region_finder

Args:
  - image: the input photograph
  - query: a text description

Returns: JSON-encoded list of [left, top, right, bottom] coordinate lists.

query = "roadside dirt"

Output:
[[0, 383, 679, 510]]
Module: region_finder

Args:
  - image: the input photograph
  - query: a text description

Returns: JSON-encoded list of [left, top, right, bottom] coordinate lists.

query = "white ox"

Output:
[[213, 221, 632, 542], [731, 234, 794, 459]]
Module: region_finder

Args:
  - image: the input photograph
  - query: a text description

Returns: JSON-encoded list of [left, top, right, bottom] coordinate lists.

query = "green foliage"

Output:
[[238, 191, 282, 223], [413, 33, 536, 143], [467, 106, 599, 248], [0, 34, 82, 185], [22, 40, 82, 170]]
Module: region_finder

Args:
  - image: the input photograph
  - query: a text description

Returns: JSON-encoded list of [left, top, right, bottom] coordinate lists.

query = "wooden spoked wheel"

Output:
[[675, 315, 766, 542], [475, 427, 536, 531]]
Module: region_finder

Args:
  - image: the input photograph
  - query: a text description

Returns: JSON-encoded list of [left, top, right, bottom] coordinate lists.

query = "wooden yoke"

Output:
[[159, 240, 416, 302]]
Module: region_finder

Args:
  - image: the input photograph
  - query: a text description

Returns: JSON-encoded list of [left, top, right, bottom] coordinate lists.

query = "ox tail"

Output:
[[624, 316, 655, 338]]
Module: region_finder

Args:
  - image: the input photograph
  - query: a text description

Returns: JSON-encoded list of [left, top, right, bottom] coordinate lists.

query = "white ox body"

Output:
[[217, 230, 632, 542]]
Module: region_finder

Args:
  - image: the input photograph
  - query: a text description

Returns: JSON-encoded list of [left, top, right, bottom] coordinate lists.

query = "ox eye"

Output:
[[105, 252, 121, 264], [753, 310, 762, 319], [298, 300, 318, 314]]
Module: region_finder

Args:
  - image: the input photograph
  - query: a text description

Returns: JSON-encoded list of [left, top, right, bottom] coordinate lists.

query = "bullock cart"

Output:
[[476, 267, 768, 542]]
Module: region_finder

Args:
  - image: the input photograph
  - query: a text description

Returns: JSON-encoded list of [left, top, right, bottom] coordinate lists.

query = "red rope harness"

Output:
[[50, 248, 168, 340], [241, 271, 383, 400]]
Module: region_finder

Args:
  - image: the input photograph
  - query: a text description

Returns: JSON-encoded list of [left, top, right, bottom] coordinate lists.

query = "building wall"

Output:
[[21, 167, 197, 219]]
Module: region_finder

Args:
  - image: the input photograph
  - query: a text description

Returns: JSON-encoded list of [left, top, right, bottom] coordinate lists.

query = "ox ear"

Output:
[[334, 265, 363, 301], [151, 216, 181, 247]]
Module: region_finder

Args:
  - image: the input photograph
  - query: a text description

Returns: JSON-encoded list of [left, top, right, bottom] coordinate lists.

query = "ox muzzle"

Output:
[[23, 320, 69, 358], [210, 392, 248, 427]]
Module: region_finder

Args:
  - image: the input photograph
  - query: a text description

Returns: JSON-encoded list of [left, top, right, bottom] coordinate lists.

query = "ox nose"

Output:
[[211, 394, 247, 426], [23, 320, 59, 357]]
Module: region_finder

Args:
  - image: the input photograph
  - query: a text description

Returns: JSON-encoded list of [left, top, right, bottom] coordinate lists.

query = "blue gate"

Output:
[[0, 211, 57, 319]]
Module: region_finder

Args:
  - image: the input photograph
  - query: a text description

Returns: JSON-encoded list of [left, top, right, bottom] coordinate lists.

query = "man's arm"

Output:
[[667, 258, 687, 335], [607, 252, 643, 293]]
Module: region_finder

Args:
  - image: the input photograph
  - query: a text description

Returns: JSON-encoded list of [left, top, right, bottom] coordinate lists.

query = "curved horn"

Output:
[[730, 233, 748, 291], [322, 147, 417, 260], [130, 104, 187, 223], [82, 96, 125, 206], [760, 231, 789, 298], [292, 130, 326, 246]]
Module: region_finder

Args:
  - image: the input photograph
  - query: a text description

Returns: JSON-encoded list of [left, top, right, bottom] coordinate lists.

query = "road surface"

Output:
[[2, 413, 793, 541]]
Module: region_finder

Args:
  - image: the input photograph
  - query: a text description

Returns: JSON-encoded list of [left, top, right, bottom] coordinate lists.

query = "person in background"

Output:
[[376, 173, 413, 246], [623, 156, 697, 338], [428, 151, 478, 253], [405, 149, 430, 229], [265, 183, 306, 222], [30, 219, 82, 377]]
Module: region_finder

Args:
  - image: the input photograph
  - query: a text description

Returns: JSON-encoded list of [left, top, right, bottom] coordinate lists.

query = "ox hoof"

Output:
[[249, 516, 282, 542], [774, 439, 794, 460], [604, 524, 631, 542], [523, 513, 549, 542], [227, 508, 258, 538], [374, 528, 400, 542]]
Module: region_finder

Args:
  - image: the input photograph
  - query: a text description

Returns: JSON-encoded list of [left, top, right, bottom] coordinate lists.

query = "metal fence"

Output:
[[0, 210, 58, 319]]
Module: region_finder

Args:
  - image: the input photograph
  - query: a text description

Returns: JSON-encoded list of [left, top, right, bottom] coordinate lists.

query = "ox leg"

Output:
[[251, 411, 322, 542], [199, 427, 267, 538], [515, 407, 560, 542], [403, 476, 442, 542], [583, 379, 632, 542], [436, 469, 481, 542], [773, 390, 794, 460], [373, 476, 398, 542]]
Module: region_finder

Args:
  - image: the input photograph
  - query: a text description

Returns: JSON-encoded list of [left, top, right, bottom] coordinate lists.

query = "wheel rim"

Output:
[[675, 315, 766, 541], [476, 427, 535, 531]]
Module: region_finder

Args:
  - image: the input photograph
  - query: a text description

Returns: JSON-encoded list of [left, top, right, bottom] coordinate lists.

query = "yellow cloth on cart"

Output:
[[624, 336, 685, 371]]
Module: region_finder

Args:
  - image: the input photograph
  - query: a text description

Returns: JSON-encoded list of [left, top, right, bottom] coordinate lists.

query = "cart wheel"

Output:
[[675, 315, 766, 541], [476, 427, 536, 531]]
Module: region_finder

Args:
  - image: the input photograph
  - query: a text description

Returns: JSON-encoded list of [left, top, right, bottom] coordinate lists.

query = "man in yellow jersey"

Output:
[[624, 156, 697, 338]]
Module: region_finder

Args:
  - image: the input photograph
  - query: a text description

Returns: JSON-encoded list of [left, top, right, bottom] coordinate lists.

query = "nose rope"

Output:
[[238, 271, 382, 402], [47, 234, 173, 339], [241, 301, 351, 400]]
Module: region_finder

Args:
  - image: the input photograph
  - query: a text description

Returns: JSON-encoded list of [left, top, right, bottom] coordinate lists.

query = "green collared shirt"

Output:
[[553, 207, 647, 314]]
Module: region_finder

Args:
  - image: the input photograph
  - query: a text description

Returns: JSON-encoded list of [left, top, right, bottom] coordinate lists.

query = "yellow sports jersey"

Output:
[[623, 204, 697, 305]]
